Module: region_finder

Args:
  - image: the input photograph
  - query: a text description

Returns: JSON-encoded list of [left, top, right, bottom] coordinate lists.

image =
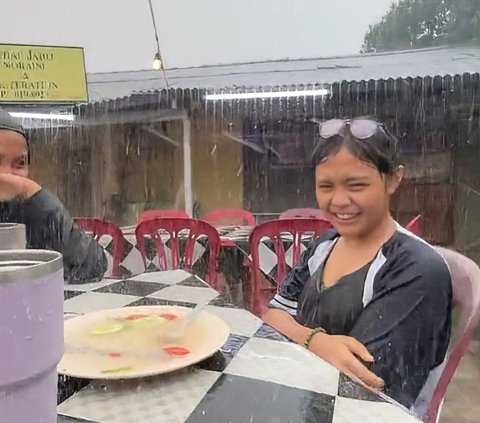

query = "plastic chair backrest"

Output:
[[279, 208, 329, 220], [423, 247, 480, 423], [248, 219, 332, 312], [204, 209, 255, 226], [135, 218, 220, 287], [74, 218, 125, 277], [406, 215, 421, 236], [138, 209, 189, 224]]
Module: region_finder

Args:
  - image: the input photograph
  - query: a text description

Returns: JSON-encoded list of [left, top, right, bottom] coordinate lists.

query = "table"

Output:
[[98, 226, 246, 278], [99, 225, 315, 285], [58, 271, 421, 423]]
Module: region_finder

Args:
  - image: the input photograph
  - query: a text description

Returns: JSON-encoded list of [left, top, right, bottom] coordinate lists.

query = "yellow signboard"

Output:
[[0, 43, 88, 103]]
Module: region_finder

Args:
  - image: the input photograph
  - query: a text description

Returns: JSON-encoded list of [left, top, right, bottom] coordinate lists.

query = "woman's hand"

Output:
[[0, 173, 41, 202], [262, 309, 384, 391], [309, 332, 384, 391]]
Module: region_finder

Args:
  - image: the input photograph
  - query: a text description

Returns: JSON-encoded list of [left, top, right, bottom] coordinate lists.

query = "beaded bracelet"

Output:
[[303, 327, 326, 349]]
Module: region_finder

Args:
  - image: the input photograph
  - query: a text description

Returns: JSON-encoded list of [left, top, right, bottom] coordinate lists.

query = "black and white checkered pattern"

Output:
[[58, 271, 420, 423], [232, 231, 315, 284], [97, 226, 315, 286], [96, 232, 207, 278]]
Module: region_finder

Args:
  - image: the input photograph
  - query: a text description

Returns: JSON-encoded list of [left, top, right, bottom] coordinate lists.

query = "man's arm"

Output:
[[20, 189, 108, 283]]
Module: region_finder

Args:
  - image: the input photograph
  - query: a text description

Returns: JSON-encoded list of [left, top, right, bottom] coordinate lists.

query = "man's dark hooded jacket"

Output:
[[0, 190, 107, 283], [0, 110, 107, 283]]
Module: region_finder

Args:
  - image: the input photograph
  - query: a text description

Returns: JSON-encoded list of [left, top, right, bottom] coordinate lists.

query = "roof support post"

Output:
[[182, 117, 193, 217]]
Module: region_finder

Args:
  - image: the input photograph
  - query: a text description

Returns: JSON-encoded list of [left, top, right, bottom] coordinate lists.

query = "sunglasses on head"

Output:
[[318, 118, 388, 140]]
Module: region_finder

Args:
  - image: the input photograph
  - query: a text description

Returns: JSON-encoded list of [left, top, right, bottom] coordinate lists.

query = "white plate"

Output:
[[58, 306, 230, 379]]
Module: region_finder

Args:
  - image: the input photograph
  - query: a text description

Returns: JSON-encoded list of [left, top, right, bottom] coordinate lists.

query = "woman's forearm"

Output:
[[263, 308, 383, 391], [262, 308, 312, 345]]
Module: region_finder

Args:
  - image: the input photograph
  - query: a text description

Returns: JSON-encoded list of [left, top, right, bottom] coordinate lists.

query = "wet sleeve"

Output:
[[20, 189, 108, 283], [348, 258, 452, 408], [268, 238, 323, 316]]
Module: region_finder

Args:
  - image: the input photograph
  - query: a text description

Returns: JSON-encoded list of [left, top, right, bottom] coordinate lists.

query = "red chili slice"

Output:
[[108, 352, 121, 358], [159, 313, 177, 321], [125, 314, 149, 321], [163, 346, 190, 356]]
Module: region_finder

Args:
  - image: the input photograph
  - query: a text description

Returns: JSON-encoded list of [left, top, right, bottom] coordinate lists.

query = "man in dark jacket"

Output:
[[0, 109, 107, 283]]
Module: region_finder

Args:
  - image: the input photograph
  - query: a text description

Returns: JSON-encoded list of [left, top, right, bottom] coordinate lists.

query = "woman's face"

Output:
[[0, 130, 29, 178], [315, 146, 402, 239]]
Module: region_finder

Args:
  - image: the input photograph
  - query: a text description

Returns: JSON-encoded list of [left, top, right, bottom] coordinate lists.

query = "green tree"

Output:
[[362, 0, 480, 53]]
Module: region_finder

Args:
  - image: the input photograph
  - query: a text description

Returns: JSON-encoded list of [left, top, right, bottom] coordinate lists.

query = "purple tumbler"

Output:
[[0, 250, 63, 423]]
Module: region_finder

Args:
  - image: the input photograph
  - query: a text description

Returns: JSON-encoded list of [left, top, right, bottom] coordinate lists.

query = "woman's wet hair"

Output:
[[312, 121, 401, 175]]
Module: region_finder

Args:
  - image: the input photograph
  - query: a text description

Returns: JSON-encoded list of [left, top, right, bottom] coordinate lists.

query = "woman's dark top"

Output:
[[269, 226, 452, 410]]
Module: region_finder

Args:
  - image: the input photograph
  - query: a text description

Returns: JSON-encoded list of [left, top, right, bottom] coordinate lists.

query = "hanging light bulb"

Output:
[[147, 0, 169, 86], [152, 52, 162, 70]]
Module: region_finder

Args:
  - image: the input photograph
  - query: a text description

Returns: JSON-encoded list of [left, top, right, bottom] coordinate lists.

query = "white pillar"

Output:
[[183, 118, 193, 216]]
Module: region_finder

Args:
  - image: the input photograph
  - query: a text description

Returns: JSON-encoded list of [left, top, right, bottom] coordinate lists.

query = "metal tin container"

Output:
[[0, 223, 26, 250], [0, 250, 64, 423]]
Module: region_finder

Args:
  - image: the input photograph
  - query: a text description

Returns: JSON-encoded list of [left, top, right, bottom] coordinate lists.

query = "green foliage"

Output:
[[362, 0, 480, 53]]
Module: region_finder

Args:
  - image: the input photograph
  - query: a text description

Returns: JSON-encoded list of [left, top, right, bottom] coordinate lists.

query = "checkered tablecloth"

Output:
[[97, 227, 234, 278], [97, 226, 315, 285], [58, 271, 420, 423], [230, 230, 317, 284]]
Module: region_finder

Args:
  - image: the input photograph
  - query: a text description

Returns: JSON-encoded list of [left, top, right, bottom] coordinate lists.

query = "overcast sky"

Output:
[[1, 0, 394, 73]]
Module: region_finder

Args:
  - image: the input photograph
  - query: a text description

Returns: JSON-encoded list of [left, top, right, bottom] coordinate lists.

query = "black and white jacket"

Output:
[[270, 224, 452, 412]]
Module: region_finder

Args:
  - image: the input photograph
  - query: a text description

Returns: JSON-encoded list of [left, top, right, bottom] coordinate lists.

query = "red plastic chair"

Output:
[[279, 208, 330, 221], [204, 209, 255, 226], [135, 218, 220, 287], [248, 219, 333, 314], [406, 214, 421, 236], [422, 247, 480, 423], [137, 209, 189, 224], [74, 218, 125, 277]]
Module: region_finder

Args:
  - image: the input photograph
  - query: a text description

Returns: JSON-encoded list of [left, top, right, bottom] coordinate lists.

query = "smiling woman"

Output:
[[262, 117, 452, 416], [313, 118, 403, 240]]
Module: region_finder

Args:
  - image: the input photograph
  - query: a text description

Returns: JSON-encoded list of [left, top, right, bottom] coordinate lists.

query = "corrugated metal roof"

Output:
[[87, 46, 480, 103]]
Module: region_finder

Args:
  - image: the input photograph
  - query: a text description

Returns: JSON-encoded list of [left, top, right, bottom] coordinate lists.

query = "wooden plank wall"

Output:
[[28, 73, 480, 246]]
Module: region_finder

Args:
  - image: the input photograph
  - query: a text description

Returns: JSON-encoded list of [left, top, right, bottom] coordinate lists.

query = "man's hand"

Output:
[[309, 333, 384, 391], [0, 173, 41, 202]]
